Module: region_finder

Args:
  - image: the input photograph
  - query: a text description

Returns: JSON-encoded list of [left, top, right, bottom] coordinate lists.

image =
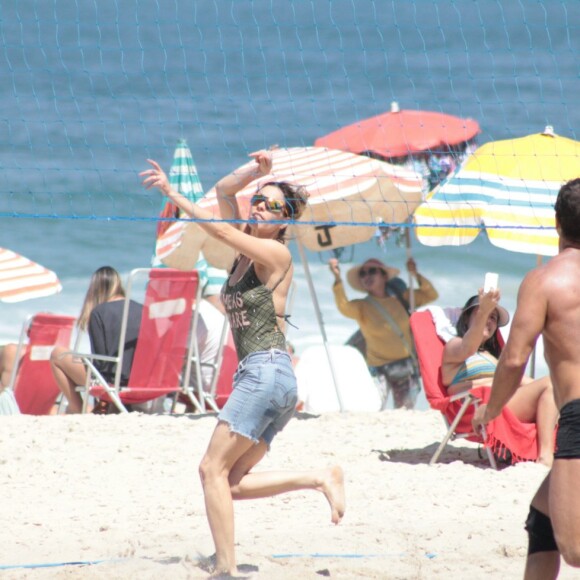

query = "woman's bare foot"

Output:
[[321, 466, 346, 524]]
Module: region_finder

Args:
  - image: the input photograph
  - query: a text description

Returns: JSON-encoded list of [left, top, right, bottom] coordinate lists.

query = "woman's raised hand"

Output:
[[478, 287, 501, 313], [328, 258, 341, 281], [248, 149, 273, 176], [140, 159, 171, 196]]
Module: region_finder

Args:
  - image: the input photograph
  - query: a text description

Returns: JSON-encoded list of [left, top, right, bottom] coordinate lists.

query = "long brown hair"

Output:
[[77, 266, 125, 330]]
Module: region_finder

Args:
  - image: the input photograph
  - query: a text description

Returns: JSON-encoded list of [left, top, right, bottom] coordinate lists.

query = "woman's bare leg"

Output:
[[199, 422, 257, 576], [0, 343, 19, 388], [229, 446, 345, 524], [199, 421, 346, 576], [507, 376, 558, 466], [50, 346, 87, 413]]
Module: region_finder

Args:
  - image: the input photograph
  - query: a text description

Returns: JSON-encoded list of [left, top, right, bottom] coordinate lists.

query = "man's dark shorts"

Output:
[[554, 399, 580, 460]]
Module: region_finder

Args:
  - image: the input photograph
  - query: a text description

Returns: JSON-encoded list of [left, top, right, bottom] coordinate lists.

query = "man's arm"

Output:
[[474, 269, 548, 426]]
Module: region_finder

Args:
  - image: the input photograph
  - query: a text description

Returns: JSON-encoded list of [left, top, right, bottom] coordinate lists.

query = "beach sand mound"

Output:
[[0, 410, 575, 579]]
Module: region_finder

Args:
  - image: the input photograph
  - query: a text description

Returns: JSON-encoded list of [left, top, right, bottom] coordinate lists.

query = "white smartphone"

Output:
[[484, 272, 499, 292]]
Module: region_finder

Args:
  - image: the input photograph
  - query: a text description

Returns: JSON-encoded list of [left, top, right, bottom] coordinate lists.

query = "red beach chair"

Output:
[[212, 327, 237, 409], [410, 310, 538, 468], [181, 319, 237, 413], [10, 313, 77, 415], [75, 268, 202, 413]]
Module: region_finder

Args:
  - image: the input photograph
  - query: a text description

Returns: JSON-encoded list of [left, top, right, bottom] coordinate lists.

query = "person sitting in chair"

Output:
[[441, 290, 558, 466], [50, 266, 142, 414], [329, 256, 438, 409]]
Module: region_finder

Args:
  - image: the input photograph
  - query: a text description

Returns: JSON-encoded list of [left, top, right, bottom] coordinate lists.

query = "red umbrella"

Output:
[[315, 102, 480, 159]]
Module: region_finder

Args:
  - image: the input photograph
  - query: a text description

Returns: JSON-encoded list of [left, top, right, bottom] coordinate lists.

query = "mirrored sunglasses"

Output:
[[250, 193, 286, 214], [359, 266, 382, 278]]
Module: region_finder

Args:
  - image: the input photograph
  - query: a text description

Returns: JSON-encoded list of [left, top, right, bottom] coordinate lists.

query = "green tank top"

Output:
[[221, 261, 288, 361]]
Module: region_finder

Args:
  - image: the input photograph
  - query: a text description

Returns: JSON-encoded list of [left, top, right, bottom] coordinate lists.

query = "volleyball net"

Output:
[[2, 0, 578, 255]]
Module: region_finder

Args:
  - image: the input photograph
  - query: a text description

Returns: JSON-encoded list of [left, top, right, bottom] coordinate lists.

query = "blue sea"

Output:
[[1, 0, 578, 408]]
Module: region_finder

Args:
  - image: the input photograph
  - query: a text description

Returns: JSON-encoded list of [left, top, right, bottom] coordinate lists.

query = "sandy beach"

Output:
[[0, 410, 576, 579]]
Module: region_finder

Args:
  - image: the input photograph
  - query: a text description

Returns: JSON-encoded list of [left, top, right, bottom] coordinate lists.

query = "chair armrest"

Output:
[[448, 390, 478, 403], [58, 351, 119, 364]]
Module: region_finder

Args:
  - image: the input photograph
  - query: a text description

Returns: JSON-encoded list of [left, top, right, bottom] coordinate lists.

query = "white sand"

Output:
[[0, 410, 576, 579]]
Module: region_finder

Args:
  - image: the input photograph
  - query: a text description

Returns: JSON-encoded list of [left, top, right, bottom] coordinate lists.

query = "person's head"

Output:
[[554, 178, 580, 244], [346, 258, 400, 296], [455, 295, 509, 358], [78, 266, 125, 330], [247, 181, 309, 243]]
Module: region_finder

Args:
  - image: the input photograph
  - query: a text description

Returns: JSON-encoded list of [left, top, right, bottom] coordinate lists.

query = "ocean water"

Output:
[[1, 0, 578, 407]]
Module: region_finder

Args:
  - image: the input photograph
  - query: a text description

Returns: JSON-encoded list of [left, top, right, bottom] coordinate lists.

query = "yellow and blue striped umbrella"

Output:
[[414, 128, 580, 256]]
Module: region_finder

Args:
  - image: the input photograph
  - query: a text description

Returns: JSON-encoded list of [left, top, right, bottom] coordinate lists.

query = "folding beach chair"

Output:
[[212, 329, 237, 408], [9, 313, 77, 415], [410, 310, 538, 468], [181, 318, 237, 413], [75, 268, 201, 413]]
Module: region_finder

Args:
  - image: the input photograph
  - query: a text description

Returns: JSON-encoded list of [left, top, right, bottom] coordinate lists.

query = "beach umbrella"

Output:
[[414, 127, 580, 257], [0, 248, 62, 302], [154, 147, 424, 409], [200, 146, 423, 249], [155, 146, 423, 271], [315, 102, 480, 159], [187, 147, 424, 411], [153, 139, 208, 268]]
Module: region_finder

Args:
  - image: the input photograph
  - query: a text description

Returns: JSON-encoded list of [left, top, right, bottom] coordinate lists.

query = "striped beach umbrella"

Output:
[[0, 248, 62, 302], [156, 147, 423, 270], [414, 128, 580, 256], [165, 146, 423, 411], [153, 139, 207, 267]]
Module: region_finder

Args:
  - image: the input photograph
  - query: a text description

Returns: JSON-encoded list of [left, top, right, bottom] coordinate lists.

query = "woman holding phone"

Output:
[[442, 289, 558, 466]]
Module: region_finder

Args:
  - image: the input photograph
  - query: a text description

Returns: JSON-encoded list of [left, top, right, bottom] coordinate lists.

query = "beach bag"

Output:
[[379, 357, 417, 382]]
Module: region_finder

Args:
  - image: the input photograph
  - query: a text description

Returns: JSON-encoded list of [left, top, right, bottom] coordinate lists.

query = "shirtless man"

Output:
[[473, 178, 580, 578]]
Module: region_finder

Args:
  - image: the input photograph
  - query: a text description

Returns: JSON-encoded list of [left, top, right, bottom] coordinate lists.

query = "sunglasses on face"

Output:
[[359, 266, 382, 278], [250, 193, 286, 214]]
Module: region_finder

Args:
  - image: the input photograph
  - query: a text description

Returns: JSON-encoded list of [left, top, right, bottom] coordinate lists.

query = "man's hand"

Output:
[[472, 403, 489, 434]]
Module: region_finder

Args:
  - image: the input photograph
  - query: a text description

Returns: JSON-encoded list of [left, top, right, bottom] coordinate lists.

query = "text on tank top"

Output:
[[221, 261, 287, 361]]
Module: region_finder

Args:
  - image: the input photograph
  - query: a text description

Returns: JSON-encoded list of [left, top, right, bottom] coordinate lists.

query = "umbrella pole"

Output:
[[405, 227, 415, 312], [296, 239, 345, 412]]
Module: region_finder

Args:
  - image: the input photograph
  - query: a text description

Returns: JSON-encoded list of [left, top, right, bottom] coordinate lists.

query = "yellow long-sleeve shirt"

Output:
[[332, 274, 438, 367]]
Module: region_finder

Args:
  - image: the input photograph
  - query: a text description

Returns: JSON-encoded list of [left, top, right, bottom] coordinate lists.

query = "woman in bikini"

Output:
[[442, 290, 558, 466], [142, 149, 345, 577]]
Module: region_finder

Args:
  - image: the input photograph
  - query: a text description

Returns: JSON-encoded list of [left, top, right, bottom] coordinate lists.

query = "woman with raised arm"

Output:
[[141, 150, 345, 577]]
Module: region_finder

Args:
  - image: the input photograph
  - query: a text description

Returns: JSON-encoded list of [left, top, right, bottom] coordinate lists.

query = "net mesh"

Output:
[[2, 0, 578, 238]]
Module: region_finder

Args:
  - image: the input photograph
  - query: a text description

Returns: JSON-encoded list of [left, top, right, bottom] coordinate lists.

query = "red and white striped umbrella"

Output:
[[155, 147, 423, 269], [0, 248, 62, 303]]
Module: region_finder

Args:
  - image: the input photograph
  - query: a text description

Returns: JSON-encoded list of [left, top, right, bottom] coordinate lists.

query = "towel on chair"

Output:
[[418, 305, 460, 343], [0, 389, 20, 415]]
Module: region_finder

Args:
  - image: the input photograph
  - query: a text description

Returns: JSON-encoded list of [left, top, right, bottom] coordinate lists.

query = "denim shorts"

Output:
[[218, 349, 298, 446]]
